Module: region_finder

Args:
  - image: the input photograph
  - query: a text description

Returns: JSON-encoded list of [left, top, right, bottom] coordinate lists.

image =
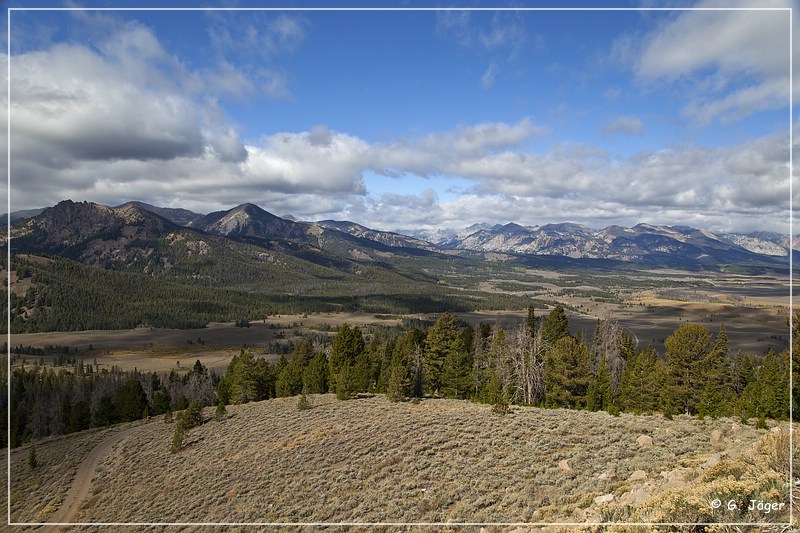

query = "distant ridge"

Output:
[[4, 199, 795, 266]]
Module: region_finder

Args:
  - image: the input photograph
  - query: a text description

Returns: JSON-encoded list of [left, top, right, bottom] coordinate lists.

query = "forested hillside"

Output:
[[4, 253, 535, 333]]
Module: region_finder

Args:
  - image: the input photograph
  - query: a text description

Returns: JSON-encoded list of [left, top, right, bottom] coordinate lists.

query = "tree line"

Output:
[[8, 306, 795, 448], [219, 306, 794, 423], [8, 360, 215, 448]]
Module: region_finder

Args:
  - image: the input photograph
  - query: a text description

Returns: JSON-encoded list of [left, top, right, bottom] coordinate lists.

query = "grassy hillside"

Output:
[[10, 395, 795, 529]]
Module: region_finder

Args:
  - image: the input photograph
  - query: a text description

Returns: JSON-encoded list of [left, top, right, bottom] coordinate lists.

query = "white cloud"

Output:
[[630, 0, 794, 125], [481, 62, 498, 90], [606, 115, 644, 136], [243, 130, 369, 195], [7, 18, 789, 236]]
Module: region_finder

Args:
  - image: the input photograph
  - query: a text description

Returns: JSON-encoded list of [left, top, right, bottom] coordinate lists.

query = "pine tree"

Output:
[[618, 345, 659, 414], [297, 391, 311, 411], [541, 306, 570, 346], [698, 323, 732, 418], [386, 346, 412, 402], [586, 356, 611, 412], [664, 323, 711, 415], [440, 344, 473, 399], [545, 336, 590, 409], [329, 324, 365, 399], [302, 353, 329, 394], [170, 420, 186, 453], [115, 376, 149, 423], [423, 312, 461, 396]]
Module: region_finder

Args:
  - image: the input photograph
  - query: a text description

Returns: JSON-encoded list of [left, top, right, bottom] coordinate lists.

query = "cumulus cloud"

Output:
[[7, 20, 258, 210], [628, 0, 794, 125], [7, 17, 789, 235], [9, 19, 254, 168], [243, 130, 369, 195]]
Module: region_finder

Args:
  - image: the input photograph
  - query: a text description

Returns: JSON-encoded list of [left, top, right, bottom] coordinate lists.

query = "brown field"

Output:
[[479, 269, 791, 357], [9, 312, 406, 374], [9, 395, 796, 530]]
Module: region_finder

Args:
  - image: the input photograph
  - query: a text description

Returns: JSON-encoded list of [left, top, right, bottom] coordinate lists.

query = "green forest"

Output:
[[7, 307, 797, 449], [5, 254, 536, 333]]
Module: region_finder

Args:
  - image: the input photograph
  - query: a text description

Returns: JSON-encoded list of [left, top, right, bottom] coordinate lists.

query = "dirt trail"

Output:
[[39, 424, 146, 531]]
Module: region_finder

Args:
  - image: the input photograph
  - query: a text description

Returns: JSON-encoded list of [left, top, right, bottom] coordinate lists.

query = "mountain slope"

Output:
[[430, 221, 789, 266], [317, 220, 437, 251], [116, 201, 204, 227]]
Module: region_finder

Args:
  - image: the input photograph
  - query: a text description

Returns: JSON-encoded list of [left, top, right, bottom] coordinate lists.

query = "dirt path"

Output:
[[39, 424, 146, 531]]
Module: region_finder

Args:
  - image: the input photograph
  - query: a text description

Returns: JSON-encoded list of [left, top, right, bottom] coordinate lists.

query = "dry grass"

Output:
[[10, 394, 782, 531], [9, 422, 142, 524]]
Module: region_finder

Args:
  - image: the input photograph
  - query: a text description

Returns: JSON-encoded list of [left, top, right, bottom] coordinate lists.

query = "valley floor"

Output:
[[9, 395, 796, 530]]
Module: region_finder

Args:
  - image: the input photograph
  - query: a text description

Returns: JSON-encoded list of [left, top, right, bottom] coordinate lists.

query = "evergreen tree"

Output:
[[586, 356, 612, 412], [541, 306, 570, 346], [731, 352, 755, 396], [664, 323, 711, 415], [302, 353, 329, 394], [329, 324, 365, 399], [181, 399, 204, 429], [617, 345, 659, 414], [423, 312, 461, 395], [68, 400, 92, 433], [352, 351, 374, 393], [115, 376, 149, 423], [697, 323, 733, 418], [93, 394, 117, 427], [386, 346, 412, 402], [151, 389, 171, 416], [297, 391, 311, 411], [440, 342, 473, 399], [253, 357, 276, 400], [170, 420, 186, 453], [276, 363, 303, 397], [28, 445, 37, 470], [526, 305, 539, 336], [545, 336, 591, 409]]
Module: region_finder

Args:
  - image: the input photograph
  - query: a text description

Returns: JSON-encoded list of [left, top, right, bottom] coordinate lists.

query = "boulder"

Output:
[[598, 469, 616, 481], [558, 459, 573, 472], [636, 434, 654, 447], [594, 493, 615, 506], [710, 430, 724, 444], [701, 453, 722, 470], [628, 469, 648, 482], [620, 486, 651, 506]]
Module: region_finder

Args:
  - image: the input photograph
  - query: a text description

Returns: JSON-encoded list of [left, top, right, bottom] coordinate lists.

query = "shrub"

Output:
[[297, 392, 311, 411], [27, 446, 37, 471], [214, 402, 227, 422]]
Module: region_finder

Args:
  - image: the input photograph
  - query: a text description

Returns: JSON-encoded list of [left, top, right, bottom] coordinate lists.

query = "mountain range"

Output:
[[4, 200, 796, 269]]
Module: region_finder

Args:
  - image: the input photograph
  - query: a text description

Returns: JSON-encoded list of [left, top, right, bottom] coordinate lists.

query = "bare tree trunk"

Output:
[[509, 324, 546, 405]]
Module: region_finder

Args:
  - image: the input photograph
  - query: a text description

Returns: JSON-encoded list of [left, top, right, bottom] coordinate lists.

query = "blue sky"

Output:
[[3, 1, 796, 234]]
